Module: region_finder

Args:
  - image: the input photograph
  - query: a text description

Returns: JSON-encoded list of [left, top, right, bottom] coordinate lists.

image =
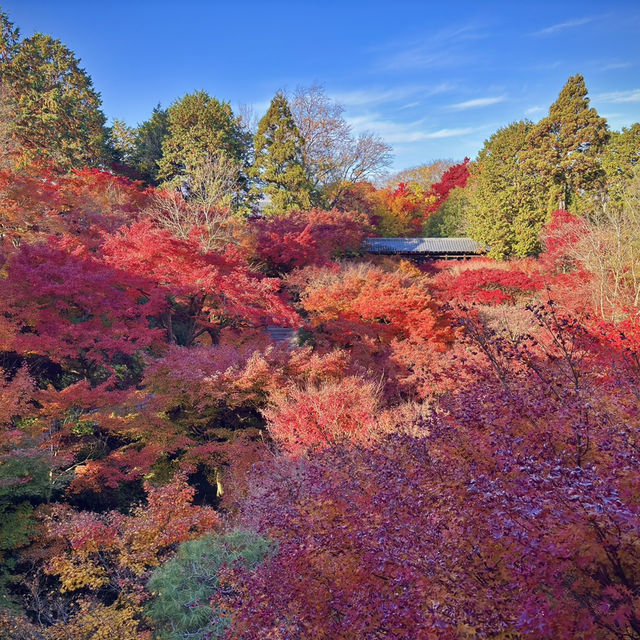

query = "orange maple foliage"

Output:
[[296, 262, 456, 398]]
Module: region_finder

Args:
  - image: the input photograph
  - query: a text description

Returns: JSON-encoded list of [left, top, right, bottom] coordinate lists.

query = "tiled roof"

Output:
[[265, 326, 297, 344], [363, 237, 485, 254]]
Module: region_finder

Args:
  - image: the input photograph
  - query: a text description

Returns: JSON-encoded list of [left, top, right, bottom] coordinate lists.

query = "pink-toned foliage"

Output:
[[57, 168, 152, 246], [0, 167, 151, 248], [5, 150, 640, 640], [223, 303, 640, 640], [67, 341, 350, 497], [432, 264, 545, 305], [0, 167, 65, 244], [0, 365, 34, 433], [541, 208, 587, 268], [264, 376, 381, 453]]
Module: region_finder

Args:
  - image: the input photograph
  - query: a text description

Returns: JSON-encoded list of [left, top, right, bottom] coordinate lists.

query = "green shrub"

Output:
[[146, 530, 275, 640]]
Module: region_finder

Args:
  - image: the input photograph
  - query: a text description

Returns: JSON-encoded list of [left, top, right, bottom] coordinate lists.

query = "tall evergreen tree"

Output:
[[1, 30, 107, 170], [523, 74, 609, 209], [251, 92, 312, 214], [0, 11, 19, 168], [109, 119, 136, 164], [157, 91, 249, 189], [131, 104, 169, 185], [466, 121, 550, 258], [0, 9, 19, 67]]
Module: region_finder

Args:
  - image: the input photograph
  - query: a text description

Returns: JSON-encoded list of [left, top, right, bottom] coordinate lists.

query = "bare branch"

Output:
[[290, 85, 392, 207], [148, 152, 242, 251]]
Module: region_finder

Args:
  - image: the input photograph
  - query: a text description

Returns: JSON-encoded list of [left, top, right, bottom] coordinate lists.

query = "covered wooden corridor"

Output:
[[363, 237, 486, 260]]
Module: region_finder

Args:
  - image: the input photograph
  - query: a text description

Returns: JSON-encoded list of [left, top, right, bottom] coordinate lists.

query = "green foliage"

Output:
[[131, 105, 169, 184], [251, 92, 313, 214], [601, 123, 640, 208], [0, 502, 35, 608], [1, 31, 107, 170], [523, 74, 609, 210], [466, 121, 549, 258], [157, 91, 249, 195], [422, 185, 468, 237], [146, 531, 275, 640], [109, 118, 137, 165], [0, 453, 52, 513], [0, 9, 19, 66], [0, 502, 33, 562], [0, 452, 53, 609]]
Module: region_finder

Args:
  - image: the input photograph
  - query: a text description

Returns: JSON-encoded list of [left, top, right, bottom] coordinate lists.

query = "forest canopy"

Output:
[[0, 6, 639, 639]]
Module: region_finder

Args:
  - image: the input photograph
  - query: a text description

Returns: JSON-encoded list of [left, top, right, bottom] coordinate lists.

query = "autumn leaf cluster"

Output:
[[1, 6, 640, 639]]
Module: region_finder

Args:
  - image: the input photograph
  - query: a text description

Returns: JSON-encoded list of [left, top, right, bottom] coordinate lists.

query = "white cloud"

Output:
[[421, 128, 474, 139], [525, 106, 544, 115], [332, 88, 407, 107], [450, 96, 505, 110], [594, 89, 640, 103], [330, 83, 454, 109], [376, 25, 486, 71], [532, 17, 593, 36], [597, 62, 632, 71], [423, 82, 458, 97], [346, 113, 475, 144]]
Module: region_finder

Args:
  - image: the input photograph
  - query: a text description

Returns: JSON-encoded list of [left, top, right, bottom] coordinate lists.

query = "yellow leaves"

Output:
[[397, 259, 423, 278], [116, 527, 165, 577], [45, 598, 142, 640], [40, 481, 218, 638], [46, 556, 108, 592], [45, 476, 219, 592]]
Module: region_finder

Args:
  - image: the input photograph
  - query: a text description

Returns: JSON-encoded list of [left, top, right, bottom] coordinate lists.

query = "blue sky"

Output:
[[5, 0, 640, 171]]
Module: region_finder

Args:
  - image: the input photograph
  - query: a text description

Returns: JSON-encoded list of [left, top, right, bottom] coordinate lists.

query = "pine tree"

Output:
[[523, 74, 609, 209], [466, 121, 550, 258], [2, 31, 107, 170], [146, 531, 274, 640], [251, 92, 313, 214]]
